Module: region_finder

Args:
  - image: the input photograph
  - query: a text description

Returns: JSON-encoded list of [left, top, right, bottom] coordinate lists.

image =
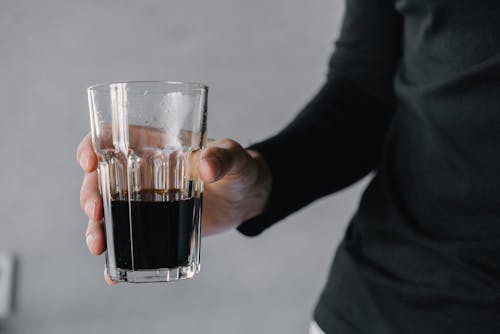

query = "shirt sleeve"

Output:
[[237, 0, 402, 236]]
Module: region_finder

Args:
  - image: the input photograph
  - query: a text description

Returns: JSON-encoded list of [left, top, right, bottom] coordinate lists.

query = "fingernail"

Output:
[[86, 233, 96, 253], [85, 200, 96, 219]]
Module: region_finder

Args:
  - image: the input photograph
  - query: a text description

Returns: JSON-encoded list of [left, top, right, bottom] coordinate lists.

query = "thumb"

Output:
[[199, 138, 256, 184]]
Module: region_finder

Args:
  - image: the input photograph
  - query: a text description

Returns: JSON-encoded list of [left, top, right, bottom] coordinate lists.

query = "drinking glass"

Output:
[[87, 81, 207, 283]]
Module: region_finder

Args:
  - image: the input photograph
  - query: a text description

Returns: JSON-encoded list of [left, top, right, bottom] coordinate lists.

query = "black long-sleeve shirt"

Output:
[[237, 0, 500, 333]]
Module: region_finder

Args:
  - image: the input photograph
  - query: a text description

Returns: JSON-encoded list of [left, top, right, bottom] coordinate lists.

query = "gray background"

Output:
[[0, 1, 370, 333]]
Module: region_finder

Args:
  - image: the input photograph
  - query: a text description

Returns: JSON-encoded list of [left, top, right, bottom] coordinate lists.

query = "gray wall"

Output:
[[0, 1, 369, 333]]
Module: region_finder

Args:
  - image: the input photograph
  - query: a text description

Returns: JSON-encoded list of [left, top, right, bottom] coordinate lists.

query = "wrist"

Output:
[[241, 149, 272, 222]]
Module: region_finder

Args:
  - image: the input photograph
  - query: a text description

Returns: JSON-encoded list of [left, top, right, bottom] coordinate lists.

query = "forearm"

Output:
[[239, 75, 395, 236]]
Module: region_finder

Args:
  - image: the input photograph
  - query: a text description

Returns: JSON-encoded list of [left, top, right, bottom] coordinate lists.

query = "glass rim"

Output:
[[87, 80, 209, 93]]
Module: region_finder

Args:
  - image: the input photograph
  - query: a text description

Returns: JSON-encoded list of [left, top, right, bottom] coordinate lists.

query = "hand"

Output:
[[77, 133, 272, 285]]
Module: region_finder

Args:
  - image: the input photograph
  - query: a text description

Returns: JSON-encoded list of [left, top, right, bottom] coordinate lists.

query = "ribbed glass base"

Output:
[[107, 262, 200, 283]]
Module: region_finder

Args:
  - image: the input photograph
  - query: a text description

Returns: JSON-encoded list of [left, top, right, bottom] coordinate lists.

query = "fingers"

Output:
[[76, 133, 98, 173], [79, 135, 105, 257], [104, 268, 117, 286], [80, 171, 103, 222], [81, 171, 105, 256], [199, 138, 256, 184], [85, 219, 106, 255]]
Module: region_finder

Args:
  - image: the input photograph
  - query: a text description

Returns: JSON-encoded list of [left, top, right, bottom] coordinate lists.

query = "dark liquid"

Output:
[[110, 194, 195, 270]]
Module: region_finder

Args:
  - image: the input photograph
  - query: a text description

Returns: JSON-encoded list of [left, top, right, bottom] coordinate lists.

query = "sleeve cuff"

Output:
[[235, 138, 292, 237]]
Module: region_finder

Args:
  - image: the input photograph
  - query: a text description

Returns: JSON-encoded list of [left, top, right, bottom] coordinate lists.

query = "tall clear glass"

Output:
[[87, 81, 207, 283]]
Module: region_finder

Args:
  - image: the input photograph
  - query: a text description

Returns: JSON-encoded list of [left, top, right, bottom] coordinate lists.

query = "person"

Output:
[[77, 0, 500, 333]]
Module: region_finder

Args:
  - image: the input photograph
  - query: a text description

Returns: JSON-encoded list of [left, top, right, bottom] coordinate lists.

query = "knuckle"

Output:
[[220, 138, 241, 150], [76, 147, 81, 161], [80, 189, 91, 209], [80, 194, 88, 211], [80, 178, 89, 196], [205, 146, 229, 164], [80, 187, 100, 211], [85, 223, 93, 237], [76, 134, 91, 159]]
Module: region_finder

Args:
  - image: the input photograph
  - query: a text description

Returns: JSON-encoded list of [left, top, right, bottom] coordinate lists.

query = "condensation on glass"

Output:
[[87, 81, 207, 283]]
